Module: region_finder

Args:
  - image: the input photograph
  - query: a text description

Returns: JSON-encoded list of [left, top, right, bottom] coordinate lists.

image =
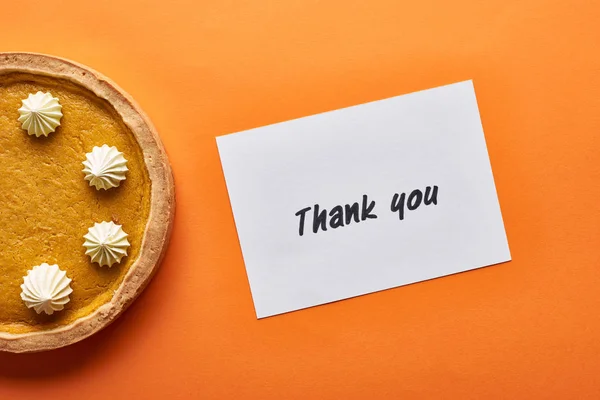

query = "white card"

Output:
[[217, 80, 511, 318]]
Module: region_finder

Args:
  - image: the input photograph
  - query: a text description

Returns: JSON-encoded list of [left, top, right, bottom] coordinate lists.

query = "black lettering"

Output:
[[345, 202, 360, 224], [312, 204, 328, 233], [361, 195, 377, 220], [390, 193, 406, 220], [424, 186, 438, 205], [407, 190, 422, 210], [294, 206, 311, 236], [329, 206, 344, 229]]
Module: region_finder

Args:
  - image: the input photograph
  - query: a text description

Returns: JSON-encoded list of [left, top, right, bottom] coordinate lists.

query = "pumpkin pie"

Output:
[[0, 53, 174, 353]]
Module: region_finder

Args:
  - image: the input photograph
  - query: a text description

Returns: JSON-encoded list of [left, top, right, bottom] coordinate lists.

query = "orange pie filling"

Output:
[[0, 73, 151, 334]]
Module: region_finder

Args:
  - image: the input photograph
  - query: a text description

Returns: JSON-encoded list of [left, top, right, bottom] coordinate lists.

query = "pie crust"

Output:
[[0, 53, 175, 353]]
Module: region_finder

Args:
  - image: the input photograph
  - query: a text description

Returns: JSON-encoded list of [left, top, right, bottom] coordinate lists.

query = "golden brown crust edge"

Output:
[[0, 53, 175, 353]]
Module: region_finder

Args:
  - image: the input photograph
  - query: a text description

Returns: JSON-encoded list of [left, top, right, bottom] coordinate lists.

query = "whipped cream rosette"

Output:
[[18, 91, 63, 137], [21, 263, 73, 315], [82, 144, 129, 190]]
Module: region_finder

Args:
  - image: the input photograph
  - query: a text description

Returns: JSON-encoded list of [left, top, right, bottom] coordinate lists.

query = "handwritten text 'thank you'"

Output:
[[294, 185, 439, 236]]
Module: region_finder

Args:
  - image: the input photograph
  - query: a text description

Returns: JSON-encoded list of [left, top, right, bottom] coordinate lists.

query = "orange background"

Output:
[[1, 0, 600, 398]]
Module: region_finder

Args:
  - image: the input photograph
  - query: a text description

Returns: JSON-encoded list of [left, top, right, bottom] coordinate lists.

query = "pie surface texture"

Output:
[[0, 53, 174, 353]]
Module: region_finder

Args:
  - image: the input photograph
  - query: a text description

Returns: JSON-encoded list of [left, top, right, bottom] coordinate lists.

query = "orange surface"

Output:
[[0, 0, 599, 398]]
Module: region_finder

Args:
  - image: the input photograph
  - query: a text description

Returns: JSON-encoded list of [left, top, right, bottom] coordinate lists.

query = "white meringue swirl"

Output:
[[21, 263, 73, 315], [83, 221, 130, 267], [82, 144, 128, 190], [18, 91, 63, 137]]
